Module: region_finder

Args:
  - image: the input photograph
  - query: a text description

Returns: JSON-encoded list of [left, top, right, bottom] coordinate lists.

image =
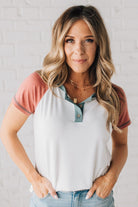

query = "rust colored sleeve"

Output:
[[11, 71, 47, 115], [112, 84, 131, 129]]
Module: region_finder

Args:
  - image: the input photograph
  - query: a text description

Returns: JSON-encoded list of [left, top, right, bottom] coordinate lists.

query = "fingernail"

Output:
[[54, 194, 58, 199], [85, 194, 89, 200]]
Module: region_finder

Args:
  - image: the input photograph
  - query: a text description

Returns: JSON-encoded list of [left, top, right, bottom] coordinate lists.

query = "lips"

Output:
[[73, 59, 87, 63]]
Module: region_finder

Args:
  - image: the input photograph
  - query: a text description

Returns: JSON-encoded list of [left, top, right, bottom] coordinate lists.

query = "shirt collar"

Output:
[[59, 85, 96, 104]]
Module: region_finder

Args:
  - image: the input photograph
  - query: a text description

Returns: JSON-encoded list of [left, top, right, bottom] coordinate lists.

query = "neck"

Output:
[[68, 72, 92, 87]]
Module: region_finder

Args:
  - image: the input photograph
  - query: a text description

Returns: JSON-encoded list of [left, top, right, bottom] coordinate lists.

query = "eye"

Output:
[[85, 39, 94, 43], [65, 39, 74, 43]]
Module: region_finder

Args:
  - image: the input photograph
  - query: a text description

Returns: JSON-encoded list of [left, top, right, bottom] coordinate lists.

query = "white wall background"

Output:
[[0, 0, 137, 206]]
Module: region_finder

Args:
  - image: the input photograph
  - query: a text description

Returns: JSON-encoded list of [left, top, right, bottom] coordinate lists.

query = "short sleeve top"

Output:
[[11, 71, 131, 191]]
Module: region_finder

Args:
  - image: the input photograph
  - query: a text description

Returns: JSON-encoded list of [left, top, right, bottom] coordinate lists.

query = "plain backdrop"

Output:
[[0, 0, 137, 206]]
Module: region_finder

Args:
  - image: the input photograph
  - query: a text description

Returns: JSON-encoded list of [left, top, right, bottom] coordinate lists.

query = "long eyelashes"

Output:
[[65, 39, 94, 43], [65, 39, 74, 43], [86, 39, 94, 43]]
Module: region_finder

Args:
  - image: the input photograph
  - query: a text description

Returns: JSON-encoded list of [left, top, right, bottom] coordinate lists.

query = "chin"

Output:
[[70, 67, 90, 74]]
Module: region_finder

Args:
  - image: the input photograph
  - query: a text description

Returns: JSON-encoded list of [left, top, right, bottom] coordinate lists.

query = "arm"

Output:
[[0, 103, 58, 199], [0, 103, 36, 181], [86, 127, 128, 199], [106, 127, 128, 181]]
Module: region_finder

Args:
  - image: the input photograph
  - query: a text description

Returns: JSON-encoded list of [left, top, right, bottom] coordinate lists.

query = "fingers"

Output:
[[48, 188, 58, 199], [41, 188, 49, 198], [32, 176, 59, 199], [85, 175, 113, 200], [44, 181, 58, 199], [96, 188, 111, 199], [85, 183, 97, 199]]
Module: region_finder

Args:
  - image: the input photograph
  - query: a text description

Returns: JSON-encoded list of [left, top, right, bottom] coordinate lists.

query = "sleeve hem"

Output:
[[11, 97, 32, 116], [118, 120, 131, 129]]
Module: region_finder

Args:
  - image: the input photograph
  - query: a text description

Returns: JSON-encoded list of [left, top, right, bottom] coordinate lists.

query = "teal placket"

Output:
[[59, 85, 96, 122]]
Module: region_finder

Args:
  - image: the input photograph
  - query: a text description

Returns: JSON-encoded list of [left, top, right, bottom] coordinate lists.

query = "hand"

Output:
[[31, 175, 58, 200], [86, 173, 117, 199]]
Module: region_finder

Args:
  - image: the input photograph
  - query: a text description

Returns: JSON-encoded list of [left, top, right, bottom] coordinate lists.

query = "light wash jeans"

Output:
[[30, 189, 115, 207]]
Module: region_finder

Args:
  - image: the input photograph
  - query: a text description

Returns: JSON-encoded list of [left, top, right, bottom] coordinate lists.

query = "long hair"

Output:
[[41, 5, 121, 133]]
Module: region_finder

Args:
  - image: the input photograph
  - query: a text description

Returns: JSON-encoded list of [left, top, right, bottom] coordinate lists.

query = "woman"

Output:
[[0, 5, 131, 207]]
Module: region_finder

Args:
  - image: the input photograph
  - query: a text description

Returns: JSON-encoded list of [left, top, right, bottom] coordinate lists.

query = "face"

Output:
[[64, 19, 97, 75]]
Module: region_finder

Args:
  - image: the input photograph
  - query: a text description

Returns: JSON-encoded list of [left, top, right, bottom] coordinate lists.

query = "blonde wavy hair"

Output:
[[40, 5, 122, 133]]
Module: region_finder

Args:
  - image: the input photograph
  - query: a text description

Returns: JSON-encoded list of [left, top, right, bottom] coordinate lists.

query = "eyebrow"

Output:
[[65, 35, 94, 38]]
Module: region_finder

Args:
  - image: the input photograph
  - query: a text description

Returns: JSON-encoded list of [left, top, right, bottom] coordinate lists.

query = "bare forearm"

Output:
[[0, 132, 39, 184], [106, 144, 128, 181]]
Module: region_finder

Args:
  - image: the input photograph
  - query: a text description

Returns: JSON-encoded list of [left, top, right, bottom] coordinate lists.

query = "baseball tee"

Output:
[[11, 71, 131, 191]]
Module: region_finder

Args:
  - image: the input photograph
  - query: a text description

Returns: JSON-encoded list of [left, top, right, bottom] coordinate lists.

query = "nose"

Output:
[[74, 41, 85, 55]]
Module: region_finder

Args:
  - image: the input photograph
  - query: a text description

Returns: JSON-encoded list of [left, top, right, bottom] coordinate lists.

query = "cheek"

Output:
[[64, 46, 72, 59], [88, 46, 97, 58]]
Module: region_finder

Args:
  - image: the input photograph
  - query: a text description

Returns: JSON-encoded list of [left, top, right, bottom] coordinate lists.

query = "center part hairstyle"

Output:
[[41, 5, 121, 133]]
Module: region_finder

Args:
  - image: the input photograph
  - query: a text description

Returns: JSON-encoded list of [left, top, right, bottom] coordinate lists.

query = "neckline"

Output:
[[34, 71, 96, 103], [59, 85, 96, 104]]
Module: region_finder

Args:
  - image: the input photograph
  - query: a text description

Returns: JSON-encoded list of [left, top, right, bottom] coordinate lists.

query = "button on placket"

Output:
[[74, 104, 83, 122], [59, 85, 89, 123], [77, 114, 81, 118]]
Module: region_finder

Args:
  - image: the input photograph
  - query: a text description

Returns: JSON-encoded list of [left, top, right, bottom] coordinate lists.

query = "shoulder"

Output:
[[112, 83, 127, 103], [19, 69, 49, 94], [24, 69, 47, 88], [11, 70, 48, 115]]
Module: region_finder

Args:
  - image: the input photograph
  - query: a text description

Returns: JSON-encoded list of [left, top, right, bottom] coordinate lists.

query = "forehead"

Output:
[[66, 19, 93, 36]]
